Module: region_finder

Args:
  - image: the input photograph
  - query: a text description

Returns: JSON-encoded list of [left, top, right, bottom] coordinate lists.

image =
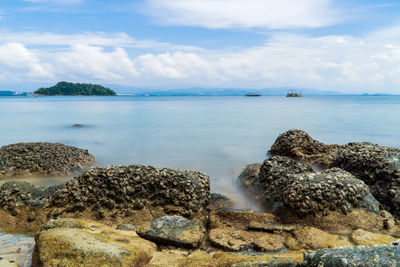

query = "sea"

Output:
[[0, 95, 399, 207]]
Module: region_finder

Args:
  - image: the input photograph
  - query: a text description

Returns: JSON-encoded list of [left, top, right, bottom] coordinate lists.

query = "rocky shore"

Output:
[[2, 132, 400, 266]]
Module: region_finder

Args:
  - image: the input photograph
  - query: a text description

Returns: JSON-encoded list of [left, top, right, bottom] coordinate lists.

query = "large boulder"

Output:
[[137, 215, 204, 248], [33, 218, 157, 267], [0, 142, 95, 178], [330, 142, 400, 216], [268, 129, 330, 163], [47, 165, 210, 226]]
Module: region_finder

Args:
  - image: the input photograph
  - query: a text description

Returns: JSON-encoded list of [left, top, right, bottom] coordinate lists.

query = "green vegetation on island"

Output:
[[34, 81, 116, 96]]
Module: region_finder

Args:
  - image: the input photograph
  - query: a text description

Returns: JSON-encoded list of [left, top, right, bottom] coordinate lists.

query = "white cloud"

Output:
[[0, 43, 53, 80], [143, 0, 341, 29], [4, 27, 400, 93]]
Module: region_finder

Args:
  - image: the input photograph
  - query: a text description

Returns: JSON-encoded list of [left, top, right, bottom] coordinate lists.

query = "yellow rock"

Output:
[[350, 229, 396, 246], [291, 226, 353, 250], [33, 218, 157, 267]]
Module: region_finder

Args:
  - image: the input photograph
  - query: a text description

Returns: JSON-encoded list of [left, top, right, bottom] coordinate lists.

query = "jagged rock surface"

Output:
[[0, 142, 95, 178]]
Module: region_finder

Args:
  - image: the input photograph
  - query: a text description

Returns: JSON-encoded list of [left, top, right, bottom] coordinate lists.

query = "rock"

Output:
[[350, 229, 396, 246], [0, 232, 35, 267], [289, 226, 352, 251], [248, 221, 297, 233], [330, 142, 400, 216], [258, 156, 378, 215], [237, 163, 263, 196], [231, 260, 298, 267], [209, 208, 277, 230], [209, 227, 285, 252], [0, 142, 95, 178], [117, 224, 136, 231], [47, 165, 210, 226], [137, 215, 204, 248], [302, 244, 400, 267], [72, 123, 83, 127], [33, 218, 157, 267], [268, 129, 329, 163], [209, 193, 234, 209]]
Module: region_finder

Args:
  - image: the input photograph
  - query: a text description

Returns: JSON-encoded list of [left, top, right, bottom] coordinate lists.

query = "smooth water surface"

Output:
[[0, 95, 399, 206]]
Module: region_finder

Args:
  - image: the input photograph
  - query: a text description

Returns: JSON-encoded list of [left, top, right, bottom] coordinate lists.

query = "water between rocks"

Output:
[[0, 232, 35, 267]]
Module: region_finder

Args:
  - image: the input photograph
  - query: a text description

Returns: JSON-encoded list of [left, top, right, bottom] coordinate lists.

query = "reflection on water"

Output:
[[0, 176, 73, 187], [0, 232, 35, 266], [1, 95, 400, 209]]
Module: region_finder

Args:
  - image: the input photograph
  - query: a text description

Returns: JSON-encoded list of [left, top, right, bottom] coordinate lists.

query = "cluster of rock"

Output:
[[2, 134, 400, 266], [239, 129, 400, 234], [0, 142, 95, 178], [47, 165, 210, 226]]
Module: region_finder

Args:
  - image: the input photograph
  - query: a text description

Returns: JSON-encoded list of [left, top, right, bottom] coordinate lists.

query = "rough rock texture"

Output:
[[0, 181, 61, 233], [209, 227, 286, 252], [0, 142, 95, 178], [237, 163, 263, 197], [350, 229, 396, 246], [268, 129, 329, 162], [47, 165, 210, 226], [33, 218, 157, 267], [330, 142, 400, 216], [259, 156, 377, 215], [231, 260, 298, 267], [302, 244, 400, 267], [209, 193, 234, 209], [137, 216, 204, 248]]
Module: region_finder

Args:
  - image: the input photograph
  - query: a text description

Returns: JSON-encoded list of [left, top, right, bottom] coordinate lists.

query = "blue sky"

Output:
[[2, 0, 400, 93]]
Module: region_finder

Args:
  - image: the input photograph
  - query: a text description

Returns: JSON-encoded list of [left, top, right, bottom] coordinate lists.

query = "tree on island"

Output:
[[34, 81, 116, 96]]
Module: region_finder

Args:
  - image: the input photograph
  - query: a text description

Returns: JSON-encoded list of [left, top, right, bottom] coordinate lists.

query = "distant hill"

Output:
[[34, 82, 116, 96]]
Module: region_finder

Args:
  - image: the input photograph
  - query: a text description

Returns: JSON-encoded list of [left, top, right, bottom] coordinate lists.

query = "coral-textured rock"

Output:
[[209, 193, 234, 209], [138, 216, 204, 248], [47, 165, 210, 226], [268, 129, 329, 162], [33, 218, 156, 267], [0, 142, 95, 178]]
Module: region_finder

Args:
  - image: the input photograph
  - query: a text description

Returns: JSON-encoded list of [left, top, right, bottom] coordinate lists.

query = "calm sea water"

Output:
[[0, 95, 399, 207]]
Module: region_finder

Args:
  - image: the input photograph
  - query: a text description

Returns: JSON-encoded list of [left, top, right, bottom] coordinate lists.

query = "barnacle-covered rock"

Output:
[[268, 129, 329, 162], [47, 165, 210, 226], [0, 142, 95, 178]]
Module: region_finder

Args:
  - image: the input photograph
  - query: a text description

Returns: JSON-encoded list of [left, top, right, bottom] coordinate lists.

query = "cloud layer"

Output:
[[144, 0, 340, 29], [2, 26, 400, 93]]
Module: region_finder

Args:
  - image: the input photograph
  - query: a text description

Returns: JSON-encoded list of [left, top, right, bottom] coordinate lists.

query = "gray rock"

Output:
[[137, 215, 204, 248], [231, 260, 298, 267], [302, 244, 400, 267], [116, 224, 136, 231]]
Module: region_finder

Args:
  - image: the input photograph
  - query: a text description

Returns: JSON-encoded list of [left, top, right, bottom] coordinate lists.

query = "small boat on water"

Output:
[[245, 93, 261, 97], [286, 90, 302, 97]]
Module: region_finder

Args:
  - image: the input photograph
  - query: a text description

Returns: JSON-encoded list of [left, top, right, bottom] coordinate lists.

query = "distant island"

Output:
[[34, 81, 116, 96]]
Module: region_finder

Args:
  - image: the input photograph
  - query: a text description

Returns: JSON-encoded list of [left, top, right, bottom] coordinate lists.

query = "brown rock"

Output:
[[350, 229, 396, 246]]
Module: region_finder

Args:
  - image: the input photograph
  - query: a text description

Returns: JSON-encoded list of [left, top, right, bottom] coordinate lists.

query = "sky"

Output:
[[2, 0, 400, 93]]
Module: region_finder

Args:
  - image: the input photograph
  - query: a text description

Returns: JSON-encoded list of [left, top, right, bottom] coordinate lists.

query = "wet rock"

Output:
[[231, 260, 299, 267], [302, 244, 400, 267], [47, 165, 210, 226], [72, 123, 83, 127], [209, 193, 234, 209], [248, 221, 297, 233], [330, 142, 400, 216], [0, 232, 35, 267], [138, 215, 204, 248], [209, 227, 285, 252], [268, 129, 329, 162], [288, 226, 352, 251], [237, 163, 263, 197], [350, 229, 396, 246], [117, 224, 136, 231], [209, 208, 277, 230], [0, 142, 95, 178], [33, 218, 157, 267]]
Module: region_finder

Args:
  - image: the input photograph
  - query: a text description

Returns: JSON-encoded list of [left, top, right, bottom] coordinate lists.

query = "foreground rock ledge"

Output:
[[47, 164, 210, 227], [0, 142, 95, 179]]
